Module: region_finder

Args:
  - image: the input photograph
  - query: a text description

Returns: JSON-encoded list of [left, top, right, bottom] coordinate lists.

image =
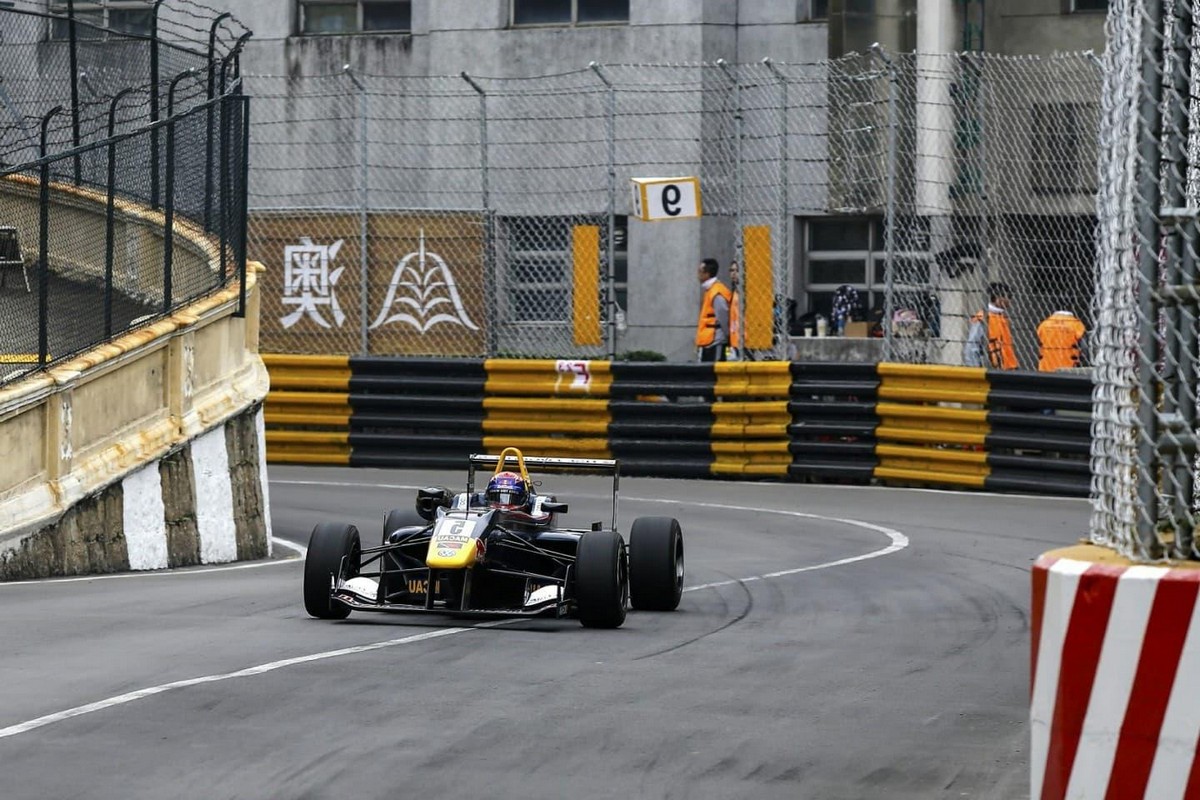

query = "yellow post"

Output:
[[572, 225, 602, 346], [742, 225, 773, 349]]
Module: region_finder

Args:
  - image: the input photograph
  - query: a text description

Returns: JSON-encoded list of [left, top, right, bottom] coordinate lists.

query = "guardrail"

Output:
[[262, 357, 1093, 496]]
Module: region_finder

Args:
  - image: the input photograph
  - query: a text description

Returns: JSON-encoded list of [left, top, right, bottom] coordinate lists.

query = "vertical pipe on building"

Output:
[[591, 62, 618, 359], [462, 71, 494, 357], [1135, 0, 1164, 556], [149, 0, 164, 208], [343, 65, 369, 355], [872, 44, 899, 359], [38, 107, 64, 367], [66, 0, 81, 185]]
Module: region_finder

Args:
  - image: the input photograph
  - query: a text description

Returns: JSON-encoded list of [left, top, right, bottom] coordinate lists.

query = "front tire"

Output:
[[575, 529, 628, 629], [304, 523, 361, 619], [629, 517, 684, 611]]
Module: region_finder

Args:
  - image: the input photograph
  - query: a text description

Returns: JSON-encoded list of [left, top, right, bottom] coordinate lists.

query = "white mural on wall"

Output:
[[370, 229, 479, 333], [280, 237, 346, 329]]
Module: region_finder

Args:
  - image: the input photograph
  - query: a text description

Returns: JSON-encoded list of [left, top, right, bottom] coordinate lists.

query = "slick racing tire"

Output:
[[382, 508, 427, 545], [575, 529, 629, 629], [629, 516, 684, 611], [304, 523, 361, 619]]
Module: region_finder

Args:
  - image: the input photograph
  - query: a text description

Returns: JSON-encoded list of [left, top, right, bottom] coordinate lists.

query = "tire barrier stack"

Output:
[[263, 356, 1093, 496]]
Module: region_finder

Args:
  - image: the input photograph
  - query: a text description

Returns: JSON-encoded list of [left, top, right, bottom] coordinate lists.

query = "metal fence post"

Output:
[[1135, 0, 1165, 556], [591, 62, 618, 358], [204, 12, 232, 233], [343, 65, 369, 354], [717, 59, 746, 359], [462, 71, 494, 357], [163, 69, 195, 314], [66, 0, 81, 185], [236, 93, 250, 318], [105, 87, 135, 339], [38, 106, 65, 367], [872, 44, 900, 360], [150, 0, 165, 209], [764, 57, 790, 358]]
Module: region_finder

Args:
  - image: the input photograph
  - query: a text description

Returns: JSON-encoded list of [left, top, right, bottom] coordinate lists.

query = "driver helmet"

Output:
[[485, 471, 529, 510]]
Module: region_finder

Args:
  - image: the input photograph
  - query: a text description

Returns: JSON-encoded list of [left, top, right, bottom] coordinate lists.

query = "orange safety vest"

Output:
[[1037, 312, 1085, 372], [730, 289, 741, 348], [971, 309, 1017, 370], [696, 280, 733, 347]]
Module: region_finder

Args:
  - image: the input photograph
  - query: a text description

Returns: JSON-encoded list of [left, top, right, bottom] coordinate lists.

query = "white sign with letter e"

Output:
[[631, 177, 702, 222]]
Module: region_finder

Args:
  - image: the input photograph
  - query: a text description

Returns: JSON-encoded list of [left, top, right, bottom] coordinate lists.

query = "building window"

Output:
[[1070, 0, 1109, 11], [49, 2, 153, 40], [299, 1, 411, 35], [512, 0, 629, 27], [501, 215, 627, 324], [1030, 102, 1098, 196], [803, 216, 932, 323], [809, 0, 829, 20]]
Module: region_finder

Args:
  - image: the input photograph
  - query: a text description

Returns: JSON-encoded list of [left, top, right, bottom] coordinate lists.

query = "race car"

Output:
[[303, 447, 684, 628]]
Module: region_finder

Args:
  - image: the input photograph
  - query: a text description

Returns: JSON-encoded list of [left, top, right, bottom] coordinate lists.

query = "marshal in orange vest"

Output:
[[696, 280, 733, 347], [1037, 311, 1085, 371]]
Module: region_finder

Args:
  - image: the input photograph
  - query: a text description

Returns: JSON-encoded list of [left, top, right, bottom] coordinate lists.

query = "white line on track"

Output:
[[0, 538, 306, 588], [0, 496, 907, 741]]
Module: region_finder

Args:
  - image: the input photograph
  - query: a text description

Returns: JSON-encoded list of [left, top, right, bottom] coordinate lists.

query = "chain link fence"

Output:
[[246, 53, 1106, 363], [1090, 0, 1200, 561], [0, 1, 251, 384]]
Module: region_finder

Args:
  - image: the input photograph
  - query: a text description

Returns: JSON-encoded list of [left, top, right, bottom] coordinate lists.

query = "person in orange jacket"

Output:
[[1037, 308, 1086, 371], [964, 282, 1018, 370], [695, 258, 733, 362]]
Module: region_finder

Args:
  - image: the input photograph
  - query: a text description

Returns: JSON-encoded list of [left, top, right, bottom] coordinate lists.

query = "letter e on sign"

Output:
[[630, 177, 702, 222]]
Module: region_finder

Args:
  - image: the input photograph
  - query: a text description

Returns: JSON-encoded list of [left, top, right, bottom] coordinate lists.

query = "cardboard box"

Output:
[[843, 321, 871, 338]]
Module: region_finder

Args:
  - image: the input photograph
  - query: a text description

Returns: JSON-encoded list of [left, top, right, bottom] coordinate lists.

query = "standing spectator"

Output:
[[964, 282, 1018, 369], [1037, 307, 1086, 371], [695, 258, 732, 362]]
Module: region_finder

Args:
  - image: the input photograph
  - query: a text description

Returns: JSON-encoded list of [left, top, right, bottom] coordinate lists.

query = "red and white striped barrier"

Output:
[[1032, 549, 1200, 799]]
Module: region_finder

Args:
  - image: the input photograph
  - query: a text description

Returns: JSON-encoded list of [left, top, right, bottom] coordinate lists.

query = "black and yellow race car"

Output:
[[303, 447, 684, 628]]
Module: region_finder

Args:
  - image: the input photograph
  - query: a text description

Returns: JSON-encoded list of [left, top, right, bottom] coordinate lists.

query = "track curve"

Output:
[[0, 465, 1085, 799]]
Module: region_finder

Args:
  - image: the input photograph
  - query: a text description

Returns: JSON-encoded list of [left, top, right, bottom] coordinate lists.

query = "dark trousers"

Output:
[[699, 343, 726, 362]]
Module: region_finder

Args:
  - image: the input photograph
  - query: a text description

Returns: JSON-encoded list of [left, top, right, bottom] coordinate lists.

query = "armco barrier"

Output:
[[788, 362, 880, 481], [262, 358, 1093, 497]]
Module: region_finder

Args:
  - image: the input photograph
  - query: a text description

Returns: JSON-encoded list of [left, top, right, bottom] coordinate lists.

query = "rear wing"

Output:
[[467, 448, 620, 530]]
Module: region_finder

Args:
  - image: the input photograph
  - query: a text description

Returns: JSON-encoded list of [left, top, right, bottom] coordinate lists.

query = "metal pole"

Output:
[[462, 71, 494, 356], [1165, 2, 1195, 555], [150, 0, 164, 209], [105, 87, 135, 339], [163, 69, 194, 314], [204, 13, 232, 233], [236, 94, 250, 318], [343, 65, 369, 355], [765, 57, 790, 359], [591, 62, 618, 358], [872, 43, 900, 361], [718, 59, 745, 360], [38, 106, 65, 367], [1135, 0, 1165, 557], [67, 0, 81, 185]]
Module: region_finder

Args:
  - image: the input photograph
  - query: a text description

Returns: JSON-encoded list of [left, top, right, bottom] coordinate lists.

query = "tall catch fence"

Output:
[[245, 53, 1102, 364], [1090, 0, 1200, 562], [0, 1, 252, 384]]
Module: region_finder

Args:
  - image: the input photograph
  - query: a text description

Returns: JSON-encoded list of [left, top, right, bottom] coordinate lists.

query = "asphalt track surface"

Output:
[[0, 466, 1087, 800]]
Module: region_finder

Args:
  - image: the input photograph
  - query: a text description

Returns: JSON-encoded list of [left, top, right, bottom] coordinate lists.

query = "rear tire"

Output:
[[629, 517, 684, 611], [383, 508, 427, 545], [304, 523, 361, 619], [575, 530, 628, 629]]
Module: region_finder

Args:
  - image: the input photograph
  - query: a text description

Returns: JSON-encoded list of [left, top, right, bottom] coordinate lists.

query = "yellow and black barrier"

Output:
[[262, 356, 1091, 496]]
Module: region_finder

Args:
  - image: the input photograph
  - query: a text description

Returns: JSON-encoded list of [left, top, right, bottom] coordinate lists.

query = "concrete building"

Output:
[[24, 0, 1109, 362]]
